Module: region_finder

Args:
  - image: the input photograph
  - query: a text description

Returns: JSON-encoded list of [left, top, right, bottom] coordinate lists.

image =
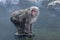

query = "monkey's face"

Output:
[[30, 6, 39, 17], [31, 8, 38, 17]]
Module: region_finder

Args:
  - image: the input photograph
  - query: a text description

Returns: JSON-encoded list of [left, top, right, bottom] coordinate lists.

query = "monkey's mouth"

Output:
[[32, 10, 37, 16]]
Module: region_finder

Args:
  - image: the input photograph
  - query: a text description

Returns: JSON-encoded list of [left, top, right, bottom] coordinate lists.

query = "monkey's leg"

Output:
[[21, 22, 25, 33], [29, 24, 34, 36], [14, 21, 24, 35], [21, 18, 26, 34], [15, 26, 21, 35], [18, 22, 25, 34], [25, 23, 35, 37], [25, 24, 30, 33], [17, 22, 26, 35], [30, 24, 32, 33], [15, 25, 24, 35]]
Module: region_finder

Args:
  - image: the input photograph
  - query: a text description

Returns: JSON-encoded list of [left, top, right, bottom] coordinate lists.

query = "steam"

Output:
[[28, 0, 43, 3], [0, 0, 20, 5], [0, 0, 44, 7], [28, 0, 43, 7], [0, 0, 6, 4], [0, 0, 44, 13], [9, 0, 20, 5]]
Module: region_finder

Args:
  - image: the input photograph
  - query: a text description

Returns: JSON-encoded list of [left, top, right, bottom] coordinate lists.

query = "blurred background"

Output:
[[0, 0, 60, 40]]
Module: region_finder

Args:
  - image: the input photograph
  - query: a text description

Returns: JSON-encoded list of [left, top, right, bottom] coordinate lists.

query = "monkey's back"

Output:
[[11, 9, 27, 22]]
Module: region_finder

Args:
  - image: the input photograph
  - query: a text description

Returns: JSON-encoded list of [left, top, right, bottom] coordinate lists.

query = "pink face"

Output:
[[31, 8, 38, 17]]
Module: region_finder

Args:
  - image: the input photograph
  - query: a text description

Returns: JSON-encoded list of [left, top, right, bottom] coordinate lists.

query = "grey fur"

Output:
[[10, 6, 39, 35]]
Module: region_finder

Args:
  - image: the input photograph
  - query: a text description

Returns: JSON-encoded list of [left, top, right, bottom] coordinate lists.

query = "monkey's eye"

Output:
[[32, 10, 37, 12]]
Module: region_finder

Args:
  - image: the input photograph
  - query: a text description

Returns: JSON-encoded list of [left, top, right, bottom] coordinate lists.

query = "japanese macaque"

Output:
[[10, 6, 39, 36]]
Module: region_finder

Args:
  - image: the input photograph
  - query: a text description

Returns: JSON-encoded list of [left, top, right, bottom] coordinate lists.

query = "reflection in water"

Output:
[[17, 36, 34, 40]]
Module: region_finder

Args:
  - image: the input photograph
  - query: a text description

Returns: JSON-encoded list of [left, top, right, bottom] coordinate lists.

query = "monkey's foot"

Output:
[[14, 32, 26, 36], [14, 32, 35, 37], [26, 32, 35, 37], [15, 32, 20, 36]]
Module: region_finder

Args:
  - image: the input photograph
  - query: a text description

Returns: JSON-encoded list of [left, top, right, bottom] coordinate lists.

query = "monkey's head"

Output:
[[29, 6, 39, 17]]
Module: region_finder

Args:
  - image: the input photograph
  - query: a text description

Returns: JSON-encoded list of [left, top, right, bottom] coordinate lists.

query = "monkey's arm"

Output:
[[25, 13, 31, 26]]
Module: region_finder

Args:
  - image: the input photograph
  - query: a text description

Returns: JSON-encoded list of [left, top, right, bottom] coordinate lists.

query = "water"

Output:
[[0, 1, 60, 40]]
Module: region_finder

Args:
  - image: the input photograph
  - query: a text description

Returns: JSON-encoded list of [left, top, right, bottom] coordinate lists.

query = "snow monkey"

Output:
[[10, 6, 40, 36]]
